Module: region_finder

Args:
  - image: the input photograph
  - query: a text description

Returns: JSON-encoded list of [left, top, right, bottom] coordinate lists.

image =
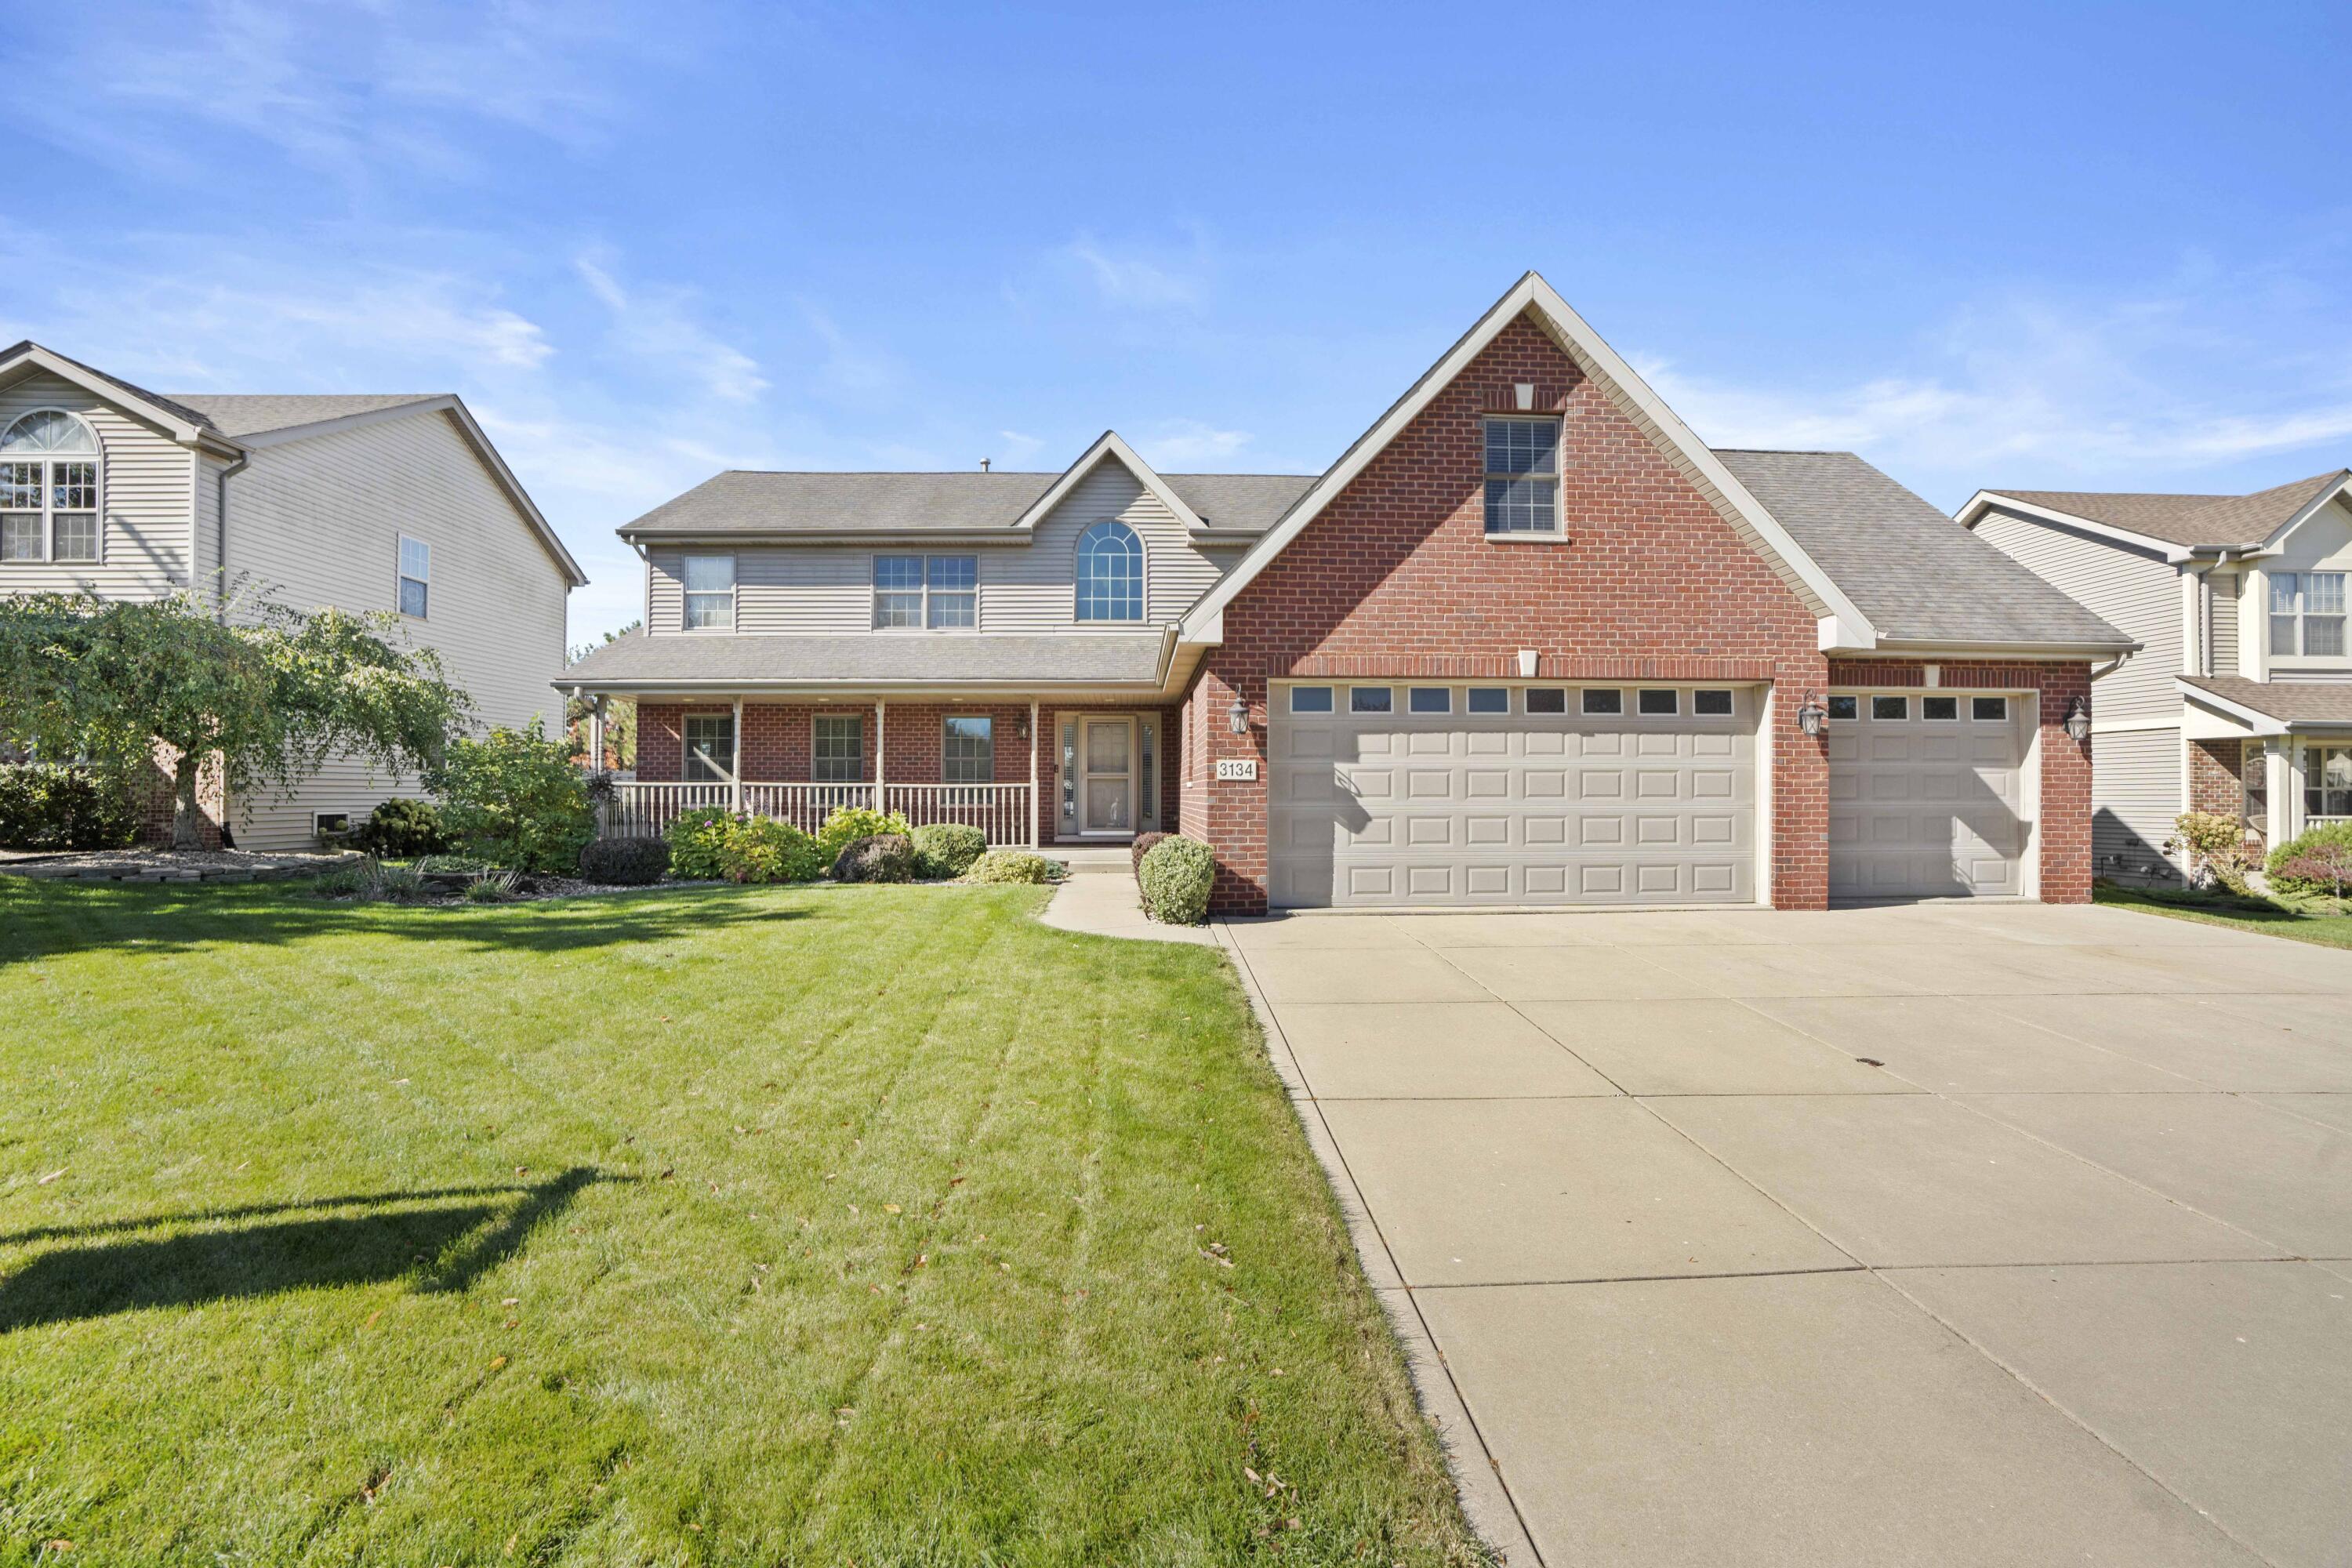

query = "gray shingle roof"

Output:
[[1717, 450, 2134, 649], [162, 393, 444, 439], [618, 469, 1313, 539], [1991, 472, 2349, 550], [564, 629, 1167, 688], [2180, 676, 2352, 728]]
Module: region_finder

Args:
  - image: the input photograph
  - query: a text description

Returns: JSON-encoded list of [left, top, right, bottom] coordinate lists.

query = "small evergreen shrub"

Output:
[[817, 805, 912, 861], [353, 797, 450, 858], [1138, 835, 1214, 924], [833, 833, 917, 884], [2165, 811, 2259, 896], [2267, 821, 2352, 898], [0, 763, 137, 851], [720, 818, 826, 884], [579, 836, 670, 885], [665, 806, 742, 880], [963, 849, 1054, 885], [911, 822, 987, 879]]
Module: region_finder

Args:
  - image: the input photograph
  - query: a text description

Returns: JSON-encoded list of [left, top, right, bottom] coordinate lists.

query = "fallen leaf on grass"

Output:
[[362, 1308, 385, 1329], [501, 1297, 518, 1307], [36, 1168, 64, 1185], [503, 1319, 520, 1330], [488, 1356, 508, 1371], [883, 1203, 901, 1214]]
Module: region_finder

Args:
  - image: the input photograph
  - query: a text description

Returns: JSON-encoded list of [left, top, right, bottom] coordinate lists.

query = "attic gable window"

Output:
[[1075, 521, 1144, 621], [0, 408, 100, 564], [1483, 416, 1560, 535]]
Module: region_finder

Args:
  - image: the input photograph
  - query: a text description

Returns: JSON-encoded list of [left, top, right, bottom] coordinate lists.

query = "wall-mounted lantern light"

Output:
[[2064, 697, 2092, 742], [1796, 691, 1828, 739], [1228, 694, 1250, 735]]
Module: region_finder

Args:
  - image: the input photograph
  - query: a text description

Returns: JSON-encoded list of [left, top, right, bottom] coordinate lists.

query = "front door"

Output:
[[1080, 718, 1134, 834]]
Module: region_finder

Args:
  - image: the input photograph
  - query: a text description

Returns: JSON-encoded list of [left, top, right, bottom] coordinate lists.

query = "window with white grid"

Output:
[[1483, 416, 1560, 535], [681, 554, 734, 630], [398, 535, 431, 619], [873, 554, 977, 629], [2271, 572, 2347, 658], [942, 715, 993, 784], [0, 410, 100, 563], [813, 714, 862, 782], [1075, 521, 1144, 621]]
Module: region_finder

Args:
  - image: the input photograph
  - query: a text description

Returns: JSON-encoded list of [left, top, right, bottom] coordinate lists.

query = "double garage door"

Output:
[[1826, 690, 2033, 898], [1268, 681, 1759, 909]]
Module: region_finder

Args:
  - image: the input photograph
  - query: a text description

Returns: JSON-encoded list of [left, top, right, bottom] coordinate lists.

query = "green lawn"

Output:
[[2095, 880, 2352, 949], [0, 879, 1483, 1566]]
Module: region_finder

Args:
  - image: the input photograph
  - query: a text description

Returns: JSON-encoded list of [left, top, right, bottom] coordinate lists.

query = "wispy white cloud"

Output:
[[996, 430, 1046, 463], [575, 252, 768, 402], [1062, 231, 1211, 312], [1135, 419, 1253, 466]]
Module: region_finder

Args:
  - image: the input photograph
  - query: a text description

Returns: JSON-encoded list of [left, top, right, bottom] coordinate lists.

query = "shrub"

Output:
[[432, 719, 595, 872], [354, 797, 450, 858], [911, 822, 987, 879], [416, 853, 492, 877], [2268, 821, 2352, 899], [2165, 811, 2260, 896], [579, 836, 670, 886], [1138, 835, 1214, 925], [963, 849, 1055, 885], [1130, 830, 1169, 879], [833, 832, 917, 884], [719, 817, 826, 884], [817, 805, 911, 862], [462, 868, 521, 903], [313, 855, 430, 903], [0, 762, 137, 851], [665, 806, 742, 881]]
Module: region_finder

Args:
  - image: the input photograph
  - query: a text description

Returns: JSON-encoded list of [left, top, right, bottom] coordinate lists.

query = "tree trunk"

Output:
[[172, 751, 205, 851]]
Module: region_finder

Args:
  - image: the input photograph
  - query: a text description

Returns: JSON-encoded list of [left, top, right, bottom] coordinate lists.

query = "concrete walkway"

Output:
[[1037, 853, 1216, 944], [1216, 901, 2352, 1568]]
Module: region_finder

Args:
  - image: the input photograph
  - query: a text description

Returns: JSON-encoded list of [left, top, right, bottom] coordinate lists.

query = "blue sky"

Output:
[[7, 1, 2349, 642]]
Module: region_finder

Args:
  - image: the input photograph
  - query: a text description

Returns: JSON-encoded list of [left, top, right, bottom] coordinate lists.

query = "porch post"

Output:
[[1028, 699, 1040, 848], [730, 697, 744, 812], [874, 700, 887, 813], [587, 696, 605, 774]]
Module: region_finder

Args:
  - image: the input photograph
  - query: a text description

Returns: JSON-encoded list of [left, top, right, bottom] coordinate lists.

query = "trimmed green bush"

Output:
[[817, 805, 912, 862], [0, 763, 138, 851], [963, 849, 1054, 884], [1129, 830, 1169, 879], [354, 797, 450, 858], [719, 818, 826, 884], [665, 806, 742, 880], [1138, 835, 1214, 925], [432, 719, 594, 872], [579, 837, 670, 886], [2267, 821, 2352, 896], [833, 832, 917, 884], [911, 822, 987, 879]]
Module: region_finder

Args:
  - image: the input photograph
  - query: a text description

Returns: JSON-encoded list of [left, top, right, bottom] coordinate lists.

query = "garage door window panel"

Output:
[[1872, 696, 1909, 720], [1582, 689, 1622, 716], [1973, 697, 2008, 721], [1349, 687, 1392, 713], [1639, 689, 1679, 716], [1924, 696, 1958, 720], [1409, 688, 1450, 714], [1289, 686, 1334, 713]]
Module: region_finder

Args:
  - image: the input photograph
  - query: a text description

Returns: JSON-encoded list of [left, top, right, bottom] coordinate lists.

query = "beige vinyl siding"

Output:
[[0, 370, 194, 601], [192, 449, 221, 603], [2209, 570, 2241, 677], [643, 463, 1231, 635], [223, 410, 571, 848], [2091, 725, 2183, 885], [1973, 507, 2180, 719]]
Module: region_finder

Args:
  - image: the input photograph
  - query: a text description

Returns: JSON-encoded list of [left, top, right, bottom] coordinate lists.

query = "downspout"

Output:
[[214, 448, 249, 623]]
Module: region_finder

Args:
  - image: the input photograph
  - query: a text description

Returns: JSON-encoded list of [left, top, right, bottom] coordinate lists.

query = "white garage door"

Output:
[[1828, 691, 2032, 898], [1268, 681, 1759, 909]]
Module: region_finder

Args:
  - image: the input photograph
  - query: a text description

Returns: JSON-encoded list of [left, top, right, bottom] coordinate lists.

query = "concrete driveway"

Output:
[[1219, 902, 2352, 1568]]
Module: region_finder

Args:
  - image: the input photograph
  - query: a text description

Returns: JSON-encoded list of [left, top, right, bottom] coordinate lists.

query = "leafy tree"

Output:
[[567, 620, 641, 771], [0, 590, 470, 850], [433, 717, 596, 871]]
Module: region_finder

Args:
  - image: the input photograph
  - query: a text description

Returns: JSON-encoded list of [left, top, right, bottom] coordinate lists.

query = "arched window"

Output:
[[0, 410, 101, 564], [1074, 520, 1144, 622]]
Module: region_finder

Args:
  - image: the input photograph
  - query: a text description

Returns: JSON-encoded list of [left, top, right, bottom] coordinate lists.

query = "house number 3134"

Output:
[[1215, 758, 1258, 782]]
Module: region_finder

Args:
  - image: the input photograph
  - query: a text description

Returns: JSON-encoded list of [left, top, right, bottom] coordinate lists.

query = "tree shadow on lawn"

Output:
[[0, 880, 812, 967], [0, 1167, 620, 1333]]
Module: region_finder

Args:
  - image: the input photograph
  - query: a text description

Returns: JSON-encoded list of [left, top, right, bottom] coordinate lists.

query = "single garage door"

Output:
[[1268, 681, 1759, 908], [1827, 691, 2031, 898]]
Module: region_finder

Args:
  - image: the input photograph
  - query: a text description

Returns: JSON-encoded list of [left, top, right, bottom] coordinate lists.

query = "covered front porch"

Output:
[[593, 695, 1180, 850]]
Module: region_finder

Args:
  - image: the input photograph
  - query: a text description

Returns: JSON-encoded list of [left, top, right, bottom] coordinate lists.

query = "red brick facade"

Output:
[[1825, 660, 2096, 904], [1188, 311, 1835, 913], [2187, 738, 2249, 825]]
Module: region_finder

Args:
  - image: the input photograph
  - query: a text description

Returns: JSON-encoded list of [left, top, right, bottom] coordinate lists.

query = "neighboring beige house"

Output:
[[1960, 470, 2352, 880], [0, 341, 586, 850]]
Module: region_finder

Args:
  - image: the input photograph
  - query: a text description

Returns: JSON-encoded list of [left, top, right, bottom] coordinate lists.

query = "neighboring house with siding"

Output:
[[0, 341, 586, 849], [568, 273, 2132, 913], [1960, 471, 2352, 880]]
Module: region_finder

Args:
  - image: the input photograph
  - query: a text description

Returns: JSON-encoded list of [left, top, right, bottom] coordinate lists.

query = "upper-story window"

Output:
[[874, 554, 977, 629], [682, 554, 735, 630], [0, 409, 101, 564], [1075, 521, 1144, 621], [2270, 572, 2345, 658], [397, 535, 431, 618], [1483, 416, 1560, 536]]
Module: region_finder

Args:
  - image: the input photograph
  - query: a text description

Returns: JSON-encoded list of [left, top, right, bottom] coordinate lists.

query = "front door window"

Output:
[[1082, 719, 1132, 832]]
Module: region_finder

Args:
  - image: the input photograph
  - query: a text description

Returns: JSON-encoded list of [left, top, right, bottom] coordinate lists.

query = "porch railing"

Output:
[[601, 780, 1036, 848], [884, 783, 1034, 848]]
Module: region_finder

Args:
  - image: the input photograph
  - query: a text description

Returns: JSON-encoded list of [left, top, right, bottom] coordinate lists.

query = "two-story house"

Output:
[[0, 341, 586, 849], [1960, 472, 2352, 881], [566, 273, 2132, 913]]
